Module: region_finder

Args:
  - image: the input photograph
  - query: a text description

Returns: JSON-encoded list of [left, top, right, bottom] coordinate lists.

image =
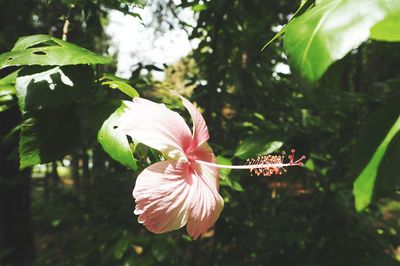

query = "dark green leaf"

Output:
[[0, 34, 112, 69], [113, 238, 130, 260], [98, 102, 137, 170], [19, 104, 81, 169]]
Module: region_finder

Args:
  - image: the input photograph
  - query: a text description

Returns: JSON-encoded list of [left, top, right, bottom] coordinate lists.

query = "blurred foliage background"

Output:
[[0, 0, 399, 265]]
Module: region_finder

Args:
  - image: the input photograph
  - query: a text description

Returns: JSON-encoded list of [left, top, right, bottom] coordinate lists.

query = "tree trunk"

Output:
[[71, 153, 81, 192], [0, 107, 35, 265]]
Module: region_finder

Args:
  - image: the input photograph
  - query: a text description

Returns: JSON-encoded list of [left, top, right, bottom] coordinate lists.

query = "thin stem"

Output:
[[62, 19, 70, 41], [62, 7, 73, 41], [195, 160, 291, 170]]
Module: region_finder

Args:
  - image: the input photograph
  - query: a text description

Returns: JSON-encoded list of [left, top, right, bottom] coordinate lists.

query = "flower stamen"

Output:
[[246, 155, 284, 176], [194, 149, 306, 176]]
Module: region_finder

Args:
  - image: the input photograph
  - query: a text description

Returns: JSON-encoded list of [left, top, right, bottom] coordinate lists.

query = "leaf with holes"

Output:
[[0, 34, 112, 69], [284, 0, 400, 84], [16, 65, 93, 114], [98, 102, 137, 170]]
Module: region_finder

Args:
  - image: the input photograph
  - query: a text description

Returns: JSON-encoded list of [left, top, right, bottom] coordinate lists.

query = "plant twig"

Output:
[[62, 8, 73, 41]]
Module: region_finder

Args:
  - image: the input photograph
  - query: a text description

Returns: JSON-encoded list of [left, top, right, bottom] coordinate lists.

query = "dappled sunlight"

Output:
[[1, 0, 399, 265]]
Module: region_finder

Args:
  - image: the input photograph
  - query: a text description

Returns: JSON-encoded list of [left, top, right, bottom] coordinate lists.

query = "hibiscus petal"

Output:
[[120, 98, 192, 160], [179, 95, 210, 147], [133, 160, 192, 233], [187, 141, 220, 186], [186, 159, 224, 239]]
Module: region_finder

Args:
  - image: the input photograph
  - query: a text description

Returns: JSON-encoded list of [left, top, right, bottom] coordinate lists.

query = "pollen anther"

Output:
[[246, 149, 305, 177]]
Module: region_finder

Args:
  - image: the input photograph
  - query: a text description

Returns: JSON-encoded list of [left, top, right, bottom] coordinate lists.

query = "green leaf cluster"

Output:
[[264, 0, 400, 211], [0, 34, 138, 170]]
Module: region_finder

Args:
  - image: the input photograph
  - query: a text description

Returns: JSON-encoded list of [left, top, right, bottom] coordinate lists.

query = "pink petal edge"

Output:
[[178, 93, 210, 148], [187, 160, 224, 239], [120, 98, 192, 160], [133, 160, 192, 234]]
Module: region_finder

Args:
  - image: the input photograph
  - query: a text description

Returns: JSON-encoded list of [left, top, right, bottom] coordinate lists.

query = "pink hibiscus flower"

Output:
[[120, 93, 305, 239]]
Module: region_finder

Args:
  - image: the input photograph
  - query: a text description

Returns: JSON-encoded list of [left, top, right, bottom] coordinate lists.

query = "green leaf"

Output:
[[220, 178, 244, 192], [0, 34, 112, 69], [192, 3, 207, 12], [101, 74, 139, 98], [215, 156, 244, 191], [113, 238, 130, 260], [235, 137, 283, 159], [98, 102, 137, 170], [353, 116, 400, 211], [0, 70, 18, 97], [261, 0, 315, 50], [51, 219, 61, 227], [371, 13, 400, 42], [0, 69, 18, 85], [374, 132, 400, 199], [220, 176, 244, 192], [352, 94, 400, 211], [15, 65, 93, 168], [284, 0, 400, 84], [19, 104, 81, 169], [16, 65, 93, 114], [216, 155, 232, 178]]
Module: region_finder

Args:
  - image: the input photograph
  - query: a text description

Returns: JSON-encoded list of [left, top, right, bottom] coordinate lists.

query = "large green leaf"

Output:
[[284, 0, 400, 84], [16, 65, 93, 114], [371, 13, 400, 42], [0, 34, 112, 69], [261, 0, 316, 50], [15, 65, 93, 168], [19, 104, 81, 169], [352, 94, 400, 211], [98, 102, 137, 170]]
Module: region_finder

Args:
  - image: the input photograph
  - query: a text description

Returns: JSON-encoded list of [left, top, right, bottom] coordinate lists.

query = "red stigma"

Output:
[[289, 149, 306, 166]]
